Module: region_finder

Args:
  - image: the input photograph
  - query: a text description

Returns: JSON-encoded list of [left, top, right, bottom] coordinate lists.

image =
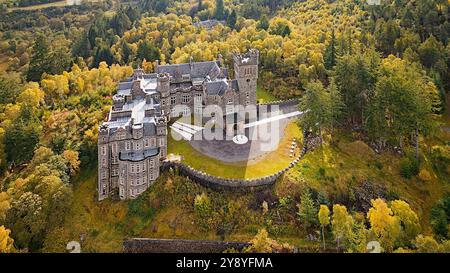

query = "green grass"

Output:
[[167, 122, 303, 179], [257, 85, 278, 103]]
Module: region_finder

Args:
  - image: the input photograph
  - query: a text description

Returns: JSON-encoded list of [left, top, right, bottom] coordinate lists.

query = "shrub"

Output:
[[318, 167, 326, 177], [374, 161, 383, 170], [400, 155, 420, 179], [418, 169, 432, 181]]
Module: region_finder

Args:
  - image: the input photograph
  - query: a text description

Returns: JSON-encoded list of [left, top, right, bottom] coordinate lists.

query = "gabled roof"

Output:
[[205, 80, 229, 96], [156, 61, 222, 81]]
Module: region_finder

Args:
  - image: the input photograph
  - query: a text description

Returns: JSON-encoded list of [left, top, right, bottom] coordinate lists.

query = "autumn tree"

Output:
[[367, 198, 401, 252], [0, 226, 15, 253], [390, 200, 421, 245], [318, 205, 330, 250], [331, 204, 354, 250], [5, 192, 45, 250]]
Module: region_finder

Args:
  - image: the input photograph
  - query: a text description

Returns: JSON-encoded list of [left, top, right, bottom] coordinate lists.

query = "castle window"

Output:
[[112, 168, 119, 176], [125, 142, 131, 150], [183, 107, 190, 116], [131, 164, 135, 173], [228, 98, 233, 104], [171, 96, 176, 105], [194, 93, 202, 103], [151, 138, 156, 147], [136, 164, 141, 173], [102, 158, 106, 166], [112, 156, 118, 164], [131, 178, 134, 185], [159, 138, 165, 146], [144, 139, 149, 147], [194, 106, 202, 115], [246, 92, 250, 98], [101, 171, 107, 179], [135, 142, 141, 150], [112, 142, 118, 154], [101, 146, 107, 155], [182, 94, 191, 104]]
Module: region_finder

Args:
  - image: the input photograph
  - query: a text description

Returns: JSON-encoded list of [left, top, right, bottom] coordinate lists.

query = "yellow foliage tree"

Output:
[[63, 150, 80, 176], [367, 198, 401, 252], [390, 200, 420, 244], [331, 204, 354, 250], [318, 205, 330, 250], [0, 225, 14, 253]]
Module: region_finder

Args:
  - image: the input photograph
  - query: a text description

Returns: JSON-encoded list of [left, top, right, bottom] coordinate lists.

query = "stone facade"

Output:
[[98, 50, 259, 201]]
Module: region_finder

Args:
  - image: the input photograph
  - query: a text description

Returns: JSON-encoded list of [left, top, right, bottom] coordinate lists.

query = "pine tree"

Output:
[[214, 0, 225, 20], [324, 29, 337, 70], [27, 35, 51, 82], [227, 10, 237, 29], [257, 15, 270, 30], [297, 188, 318, 229]]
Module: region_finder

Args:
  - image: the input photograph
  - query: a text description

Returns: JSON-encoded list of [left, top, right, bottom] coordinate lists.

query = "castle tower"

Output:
[[233, 49, 259, 106], [157, 73, 171, 118], [156, 117, 167, 159], [98, 125, 110, 201]]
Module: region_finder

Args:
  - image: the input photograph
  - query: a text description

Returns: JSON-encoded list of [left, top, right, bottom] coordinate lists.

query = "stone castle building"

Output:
[[98, 50, 259, 200]]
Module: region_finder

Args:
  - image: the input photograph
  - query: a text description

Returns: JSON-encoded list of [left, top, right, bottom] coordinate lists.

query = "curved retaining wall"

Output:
[[161, 144, 308, 192], [162, 98, 304, 191]]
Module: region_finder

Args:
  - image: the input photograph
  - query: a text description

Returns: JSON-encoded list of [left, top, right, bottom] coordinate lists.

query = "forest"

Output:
[[0, 0, 449, 253]]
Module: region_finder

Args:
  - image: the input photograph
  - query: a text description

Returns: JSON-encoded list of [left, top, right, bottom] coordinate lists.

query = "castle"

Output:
[[98, 50, 259, 200]]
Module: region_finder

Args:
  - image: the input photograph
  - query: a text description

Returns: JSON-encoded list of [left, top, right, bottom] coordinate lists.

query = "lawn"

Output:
[[167, 121, 303, 179], [257, 85, 278, 104]]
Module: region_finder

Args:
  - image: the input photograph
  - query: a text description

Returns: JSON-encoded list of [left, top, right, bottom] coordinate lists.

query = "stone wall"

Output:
[[161, 144, 308, 192], [162, 98, 305, 191], [123, 238, 251, 253]]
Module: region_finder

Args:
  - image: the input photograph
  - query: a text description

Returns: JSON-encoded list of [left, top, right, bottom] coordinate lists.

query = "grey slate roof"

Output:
[[205, 80, 229, 96], [156, 61, 222, 81], [143, 122, 156, 136]]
